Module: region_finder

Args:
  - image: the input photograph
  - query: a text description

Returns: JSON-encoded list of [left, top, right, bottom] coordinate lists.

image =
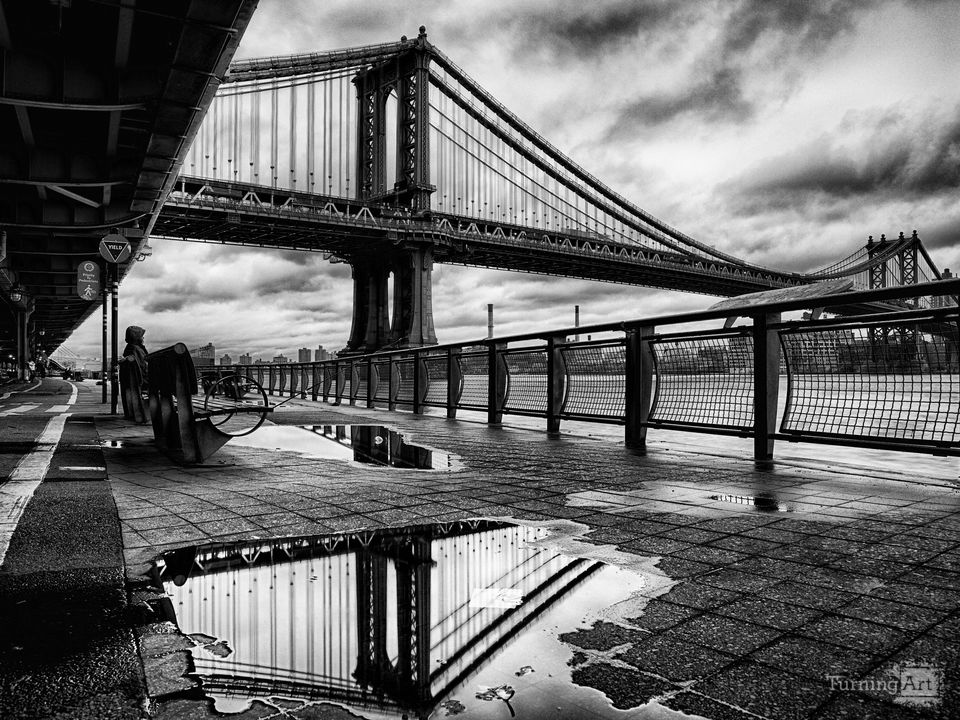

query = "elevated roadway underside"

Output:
[[0, 0, 258, 357]]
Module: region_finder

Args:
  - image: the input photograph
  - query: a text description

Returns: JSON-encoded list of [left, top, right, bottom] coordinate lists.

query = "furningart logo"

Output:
[[826, 660, 943, 708]]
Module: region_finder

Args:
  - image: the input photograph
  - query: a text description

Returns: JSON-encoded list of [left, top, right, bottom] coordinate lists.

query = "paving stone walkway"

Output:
[[87, 396, 960, 720]]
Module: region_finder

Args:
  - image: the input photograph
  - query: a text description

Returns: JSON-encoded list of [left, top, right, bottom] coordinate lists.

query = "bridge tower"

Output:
[[343, 27, 437, 354], [353, 534, 433, 714]]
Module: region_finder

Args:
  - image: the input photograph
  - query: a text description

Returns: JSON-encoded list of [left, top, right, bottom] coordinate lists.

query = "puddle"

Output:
[[229, 424, 457, 470], [0, 441, 38, 454], [153, 520, 677, 719], [710, 494, 790, 512]]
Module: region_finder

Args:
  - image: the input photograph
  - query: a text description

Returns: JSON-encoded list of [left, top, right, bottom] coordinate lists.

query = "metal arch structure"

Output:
[[155, 30, 953, 355], [0, 0, 258, 369]]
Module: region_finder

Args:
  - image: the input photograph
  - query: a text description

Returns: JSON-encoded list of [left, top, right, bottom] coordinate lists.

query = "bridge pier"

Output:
[[389, 246, 437, 348], [345, 261, 391, 353], [343, 246, 437, 355]]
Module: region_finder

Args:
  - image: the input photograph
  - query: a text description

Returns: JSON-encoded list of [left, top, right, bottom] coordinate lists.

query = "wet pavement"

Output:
[[1, 377, 959, 718]]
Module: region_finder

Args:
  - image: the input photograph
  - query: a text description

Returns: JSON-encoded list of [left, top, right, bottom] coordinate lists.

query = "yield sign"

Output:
[[99, 233, 131, 263]]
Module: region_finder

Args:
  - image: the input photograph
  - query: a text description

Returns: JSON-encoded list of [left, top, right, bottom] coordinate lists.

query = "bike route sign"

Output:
[[76, 260, 100, 301], [98, 233, 131, 263]]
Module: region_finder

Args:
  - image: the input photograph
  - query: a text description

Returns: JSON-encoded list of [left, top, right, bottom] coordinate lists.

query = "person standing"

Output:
[[122, 325, 149, 388], [120, 326, 149, 422]]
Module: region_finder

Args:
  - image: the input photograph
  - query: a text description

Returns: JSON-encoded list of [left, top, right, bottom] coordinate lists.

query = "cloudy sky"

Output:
[[66, 0, 960, 363]]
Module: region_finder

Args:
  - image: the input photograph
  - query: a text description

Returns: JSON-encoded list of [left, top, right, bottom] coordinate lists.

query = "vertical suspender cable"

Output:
[[201, 105, 209, 177], [271, 79, 279, 188], [307, 81, 315, 192], [251, 86, 260, 183], [290, 82, 298, 189], [323, 75, 329, 193], [345, 73, 351, 199], [339, 76, 344, 196], [232, 91, 240, 181], [327, 75, 333, 194], [211, 98, 218, 177]]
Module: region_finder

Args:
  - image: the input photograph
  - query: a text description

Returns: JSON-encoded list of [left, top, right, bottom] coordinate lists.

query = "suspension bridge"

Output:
[[153, 27, 950, 354]]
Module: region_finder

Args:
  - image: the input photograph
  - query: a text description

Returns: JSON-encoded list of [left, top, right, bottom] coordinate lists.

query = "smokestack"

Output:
[[575, 305, 580, 342], [487, 303, 494, 339]]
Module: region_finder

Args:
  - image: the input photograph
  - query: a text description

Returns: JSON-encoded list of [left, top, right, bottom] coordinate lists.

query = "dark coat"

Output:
[[122, 325, 148, 387]]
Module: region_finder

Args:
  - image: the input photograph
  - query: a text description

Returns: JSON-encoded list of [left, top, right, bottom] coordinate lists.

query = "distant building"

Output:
[[298, 347, 312, 363], [931, 268, 954, 309], [220, 354, 232, 366], [192, 342, 216, 368], [272, 354, 289, 364], [239, 353, 252, 365], [315, 345, 332, 362]]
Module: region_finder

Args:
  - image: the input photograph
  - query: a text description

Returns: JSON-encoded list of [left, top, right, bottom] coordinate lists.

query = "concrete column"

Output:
[[345, 264, 371, 352], [362, 261, 391, 351], [345, 260, 392, 353], [389, 246, 437, 348]]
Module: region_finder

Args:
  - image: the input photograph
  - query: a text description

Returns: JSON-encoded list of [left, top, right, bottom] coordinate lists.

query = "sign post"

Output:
[[102, 275, 108, 404], [99, 234, 131, 415]]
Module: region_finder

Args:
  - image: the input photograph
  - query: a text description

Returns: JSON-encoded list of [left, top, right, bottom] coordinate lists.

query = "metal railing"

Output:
[[217, 279, 959, 465]]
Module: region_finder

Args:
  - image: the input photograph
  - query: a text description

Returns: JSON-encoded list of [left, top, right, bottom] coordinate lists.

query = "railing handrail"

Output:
[[299, 278, 957, 361], [225, 278, 959, 464]]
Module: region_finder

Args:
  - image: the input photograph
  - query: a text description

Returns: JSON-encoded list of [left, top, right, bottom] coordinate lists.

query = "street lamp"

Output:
[[9, 285, 23, 303]]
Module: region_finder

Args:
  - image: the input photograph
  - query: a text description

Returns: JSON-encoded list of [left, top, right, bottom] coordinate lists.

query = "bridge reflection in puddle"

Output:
[[230, 424, 457, 470], [155, 520, 651, 719]]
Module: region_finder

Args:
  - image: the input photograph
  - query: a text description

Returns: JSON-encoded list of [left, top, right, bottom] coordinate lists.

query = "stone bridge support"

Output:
[[343, 245, 437, 354]]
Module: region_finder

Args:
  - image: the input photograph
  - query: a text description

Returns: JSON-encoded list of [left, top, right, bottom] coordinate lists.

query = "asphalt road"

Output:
[[0, 379, 145, 719]]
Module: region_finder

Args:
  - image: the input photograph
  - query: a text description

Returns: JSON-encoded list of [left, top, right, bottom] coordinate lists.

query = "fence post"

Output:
[[349, 361, 359, 406], [334, 361, 344, 405], [413, 351, 426, 414], [312, 364, 320, 402], [753, 313, 781, 467], [625, 326, 655, 452], [388, 355, 397, 411], [322, 363, 333, 403], [547, 336, 566, 433], [367, 357, 377, 409], [487, 342, 507, 425], [447, 347, 462, 419]]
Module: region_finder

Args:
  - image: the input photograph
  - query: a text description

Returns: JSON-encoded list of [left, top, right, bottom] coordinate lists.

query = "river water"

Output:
[[438, 375, 959, 485]]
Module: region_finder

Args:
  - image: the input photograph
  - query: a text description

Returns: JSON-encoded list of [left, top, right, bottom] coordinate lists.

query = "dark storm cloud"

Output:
[[720, 0, 872, 56], [603, 0, 879, 133], [143, 296, 189, 314], [506, 0, 680, 57], [509, 279, 642, 306], [727, 106, 960, 213], [920, 215, 960, 257], [608, 67, 752, 134]]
